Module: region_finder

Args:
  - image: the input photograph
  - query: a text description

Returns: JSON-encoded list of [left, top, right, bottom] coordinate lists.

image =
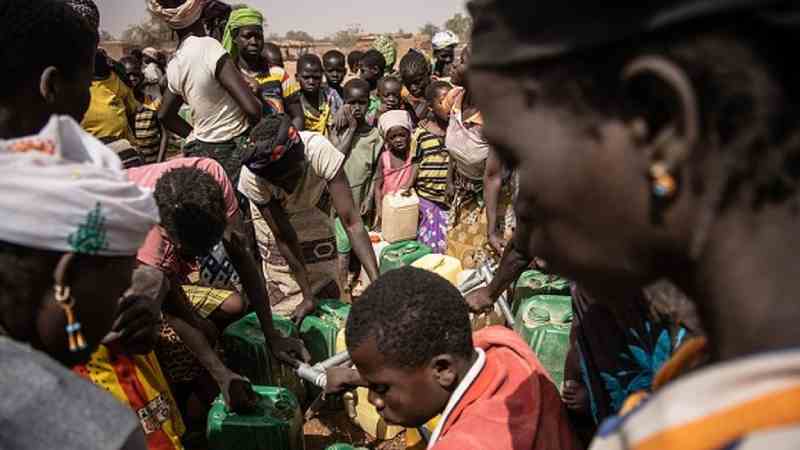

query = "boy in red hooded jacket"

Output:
[[327, 267, 580, 450]]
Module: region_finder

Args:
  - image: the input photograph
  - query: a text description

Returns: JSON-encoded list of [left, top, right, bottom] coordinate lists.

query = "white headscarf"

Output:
[[147, 0, 206, 30], [432, 31, 460, 51], [0, 116, 160, 256], [378, 110, 414, 138]]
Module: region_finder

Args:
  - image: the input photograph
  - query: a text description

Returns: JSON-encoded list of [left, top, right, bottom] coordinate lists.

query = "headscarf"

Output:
[[467, 0, 792, 69], [432, 30, 460, 51], [147, 0, 206, 30], [65, 0, 100, 31], [378, 110, 414, 138], [221, 7, 264, 60], [372, 35, 398, 71], [0, 116, 160, 256], [142, 47, 160, 61], [242, 114, 302, 176]]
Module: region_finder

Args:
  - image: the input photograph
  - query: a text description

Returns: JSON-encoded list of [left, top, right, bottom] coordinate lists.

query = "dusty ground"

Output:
[[304, 410, 406, 450]]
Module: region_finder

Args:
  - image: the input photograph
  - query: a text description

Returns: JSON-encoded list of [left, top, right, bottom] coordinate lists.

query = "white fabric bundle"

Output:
[[147, 0, 206, 30], [432, 31, 460, 50], [0, 116, 160, 256]]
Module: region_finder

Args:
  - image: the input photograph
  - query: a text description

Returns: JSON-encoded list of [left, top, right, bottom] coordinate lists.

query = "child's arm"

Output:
[[402, 161, 419, 192], [374, 156, 385, 228]]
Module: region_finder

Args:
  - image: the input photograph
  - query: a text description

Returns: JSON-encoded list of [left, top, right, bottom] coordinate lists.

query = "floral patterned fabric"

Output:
[[418, 197, 448, 254]]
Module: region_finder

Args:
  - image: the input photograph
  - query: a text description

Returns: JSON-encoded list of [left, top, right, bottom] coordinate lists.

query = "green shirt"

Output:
[[343, 127, 383, 213]]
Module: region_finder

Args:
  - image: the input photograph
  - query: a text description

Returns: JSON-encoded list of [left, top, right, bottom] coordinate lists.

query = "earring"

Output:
[[54, 285, 87, 352], [650, 163, 677, 199]]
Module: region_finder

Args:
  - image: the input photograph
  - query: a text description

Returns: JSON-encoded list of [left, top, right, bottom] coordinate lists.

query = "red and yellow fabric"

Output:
[[74, 343, 186, 450]]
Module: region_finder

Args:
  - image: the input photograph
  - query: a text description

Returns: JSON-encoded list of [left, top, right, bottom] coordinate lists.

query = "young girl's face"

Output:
[[379, 80, 403, 110], [386, 127, 411, 153]]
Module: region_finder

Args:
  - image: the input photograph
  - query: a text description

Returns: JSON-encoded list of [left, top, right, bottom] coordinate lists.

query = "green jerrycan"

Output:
[[222, 313, 306, 405], [299, 299, 350, 364], [379, 240, 433, 274], [207, 385, 305, 450], [513, 295, 573, 390], [512, 271, 571, 315]]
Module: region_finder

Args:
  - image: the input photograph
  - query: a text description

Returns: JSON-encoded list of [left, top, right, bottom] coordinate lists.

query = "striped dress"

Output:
[[413, 126, 450, 253]]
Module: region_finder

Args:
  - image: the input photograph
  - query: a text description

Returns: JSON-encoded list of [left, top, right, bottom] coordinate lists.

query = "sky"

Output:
[[96, 0, 467, 39]]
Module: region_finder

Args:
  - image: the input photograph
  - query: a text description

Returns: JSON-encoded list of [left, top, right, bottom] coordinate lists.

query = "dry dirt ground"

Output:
[[304, 410, 406, 450]]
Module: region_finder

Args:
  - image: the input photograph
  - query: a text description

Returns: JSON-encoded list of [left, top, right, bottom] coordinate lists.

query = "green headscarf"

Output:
[[221, 7, 264, 61], [372, 35, 397, 71]]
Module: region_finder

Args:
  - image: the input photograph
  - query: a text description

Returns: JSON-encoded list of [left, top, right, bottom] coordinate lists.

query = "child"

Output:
[[412, 80, 453, 253], [374, 110, 416, 226], [368, 76, 415, 126], [286, 53, 343, 135], [330, 79, 384, 300], [347, 50, 364, 78], [81, 49, 140, 144], [399, 50, 433, 121], [121, 56, 168, 164], [359, 49, 387, 125], [328, 267, 579, 450], [323, 50, 347, 99]]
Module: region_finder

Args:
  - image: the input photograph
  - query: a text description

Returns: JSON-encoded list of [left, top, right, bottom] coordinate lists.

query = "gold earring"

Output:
[[54, 285, 87, 352], [650, 163, 677, 199]]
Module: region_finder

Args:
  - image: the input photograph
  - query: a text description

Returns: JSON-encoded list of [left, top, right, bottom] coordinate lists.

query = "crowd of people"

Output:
[[1, 0, 799, 450]]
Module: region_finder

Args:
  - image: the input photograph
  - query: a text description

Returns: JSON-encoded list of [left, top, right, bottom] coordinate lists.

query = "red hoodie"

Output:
[[433, 326, 581, 450]]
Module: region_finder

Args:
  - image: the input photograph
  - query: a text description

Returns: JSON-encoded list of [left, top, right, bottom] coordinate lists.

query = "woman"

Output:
[[469, 1, 800, 447], [444, 45, 513, 268], [0, 116, 160, 450], [150, 0, 262, 188]]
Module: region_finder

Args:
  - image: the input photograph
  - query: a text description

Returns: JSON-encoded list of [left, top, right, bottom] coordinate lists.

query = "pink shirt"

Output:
[[127, 157, 239, 276], [380, 149, 414, 195]]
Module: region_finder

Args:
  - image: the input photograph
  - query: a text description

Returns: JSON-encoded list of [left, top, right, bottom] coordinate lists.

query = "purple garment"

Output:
[[418, 197, 448, 254]]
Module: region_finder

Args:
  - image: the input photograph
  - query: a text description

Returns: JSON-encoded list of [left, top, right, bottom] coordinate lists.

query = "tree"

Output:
[[121, 12, 173, 47], [419, 22, 439, 37], [99, 30, 115, 42], [285, 30, 315, 42], [329, 25, 362, 49], [445, 13, 472, 41]]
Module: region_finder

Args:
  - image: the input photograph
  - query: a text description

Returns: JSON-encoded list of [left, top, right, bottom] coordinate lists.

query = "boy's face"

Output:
[[386, 127, 411, 153], [298, 63, 323, 94], [360, 64, 384, 85], [324, 56, 346, 87], [345, 87, 370, 122], [350, 337, 452, 428], [235, 25, 264, 60], [123, 62, 143, 89], [403, 72, 430, 99], [379, 80, 403, 110]]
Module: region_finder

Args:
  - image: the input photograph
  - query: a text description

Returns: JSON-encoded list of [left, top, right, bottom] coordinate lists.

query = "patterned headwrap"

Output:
[[147, 0, 207, 30], [0, 116, 159, 256], [378, 110, 414, 138], [432, 30, 460, 51], [221, 7, 264, 60], [372, 35, 398, 71], [242, 114, 302, 176], [65, 0, 100, 31]]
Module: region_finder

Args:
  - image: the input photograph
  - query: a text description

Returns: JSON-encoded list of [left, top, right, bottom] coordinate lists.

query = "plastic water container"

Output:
[[512, 295, 573, 390], [380, 241, 433, 274], [207, 385, 304, 450], [382, 191, 420, 243], [512, 270, 570, 315], [299, 299, 350, 364], [411, 254, 463, 286], [222, 313, 306, 405]]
